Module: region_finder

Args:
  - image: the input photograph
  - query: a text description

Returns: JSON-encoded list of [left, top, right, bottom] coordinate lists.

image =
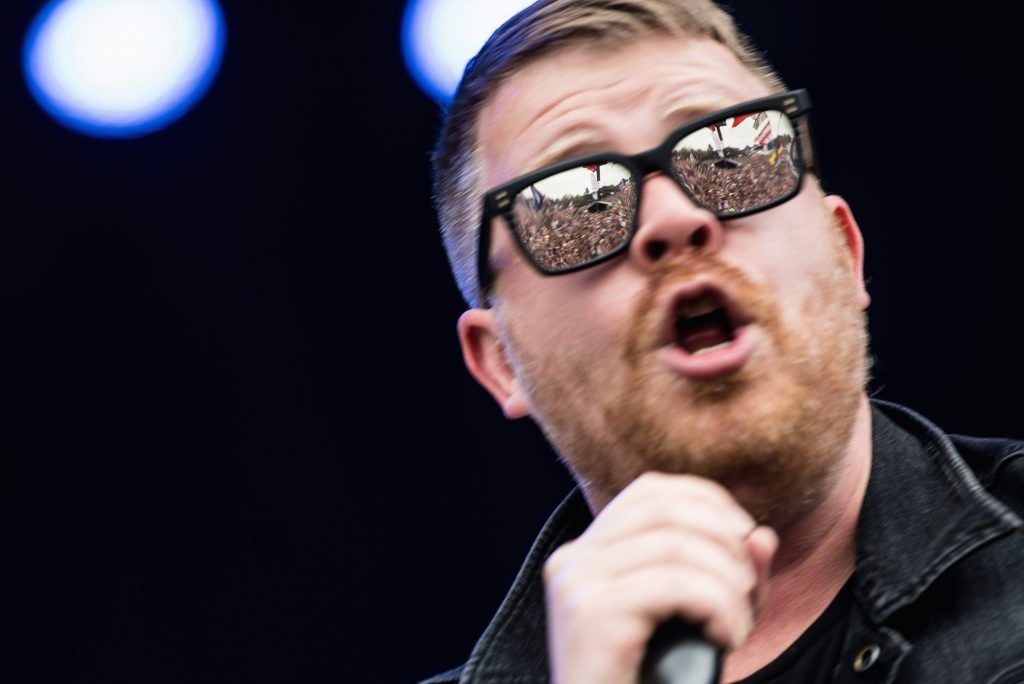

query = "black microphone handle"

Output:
[[638, 618, 722, 684]]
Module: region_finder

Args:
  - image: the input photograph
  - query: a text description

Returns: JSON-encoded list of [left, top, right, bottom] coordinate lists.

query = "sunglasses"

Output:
[[477, 89, 815, 293]]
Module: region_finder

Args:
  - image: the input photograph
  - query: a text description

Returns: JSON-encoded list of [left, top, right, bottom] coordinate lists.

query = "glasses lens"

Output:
[[671, 109, 800, 216], [510, 161, 635, 272]]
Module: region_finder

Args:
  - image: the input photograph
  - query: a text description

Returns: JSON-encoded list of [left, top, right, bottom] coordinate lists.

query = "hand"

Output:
[[543, 472, 778, 684]]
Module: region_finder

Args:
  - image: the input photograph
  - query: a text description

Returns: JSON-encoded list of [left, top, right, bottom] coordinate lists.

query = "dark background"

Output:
[[2, 1, 1021, 682]]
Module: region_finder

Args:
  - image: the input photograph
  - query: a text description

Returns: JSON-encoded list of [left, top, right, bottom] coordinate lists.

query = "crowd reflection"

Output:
[[512, 146, 799, 270]]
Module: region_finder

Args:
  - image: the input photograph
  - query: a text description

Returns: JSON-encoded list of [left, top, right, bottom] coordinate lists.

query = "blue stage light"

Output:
[[23, 0, 226, 138], [402, 0, 533, 104]]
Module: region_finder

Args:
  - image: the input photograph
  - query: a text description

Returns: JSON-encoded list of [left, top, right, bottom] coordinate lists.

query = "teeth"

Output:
[[677, 294, 719, 318], [691, 341, 732, 356]]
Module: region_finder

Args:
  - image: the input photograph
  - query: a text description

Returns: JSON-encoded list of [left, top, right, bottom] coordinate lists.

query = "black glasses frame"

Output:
[[476, 88, 816, 293]]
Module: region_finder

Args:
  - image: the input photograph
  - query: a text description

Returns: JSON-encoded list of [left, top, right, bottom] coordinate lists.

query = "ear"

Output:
[[823, 194, 871, 310], [457, 308, 531, 419]]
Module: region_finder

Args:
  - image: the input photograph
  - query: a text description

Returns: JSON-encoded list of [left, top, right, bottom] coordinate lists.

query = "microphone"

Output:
[[638, 618, 721, 684]]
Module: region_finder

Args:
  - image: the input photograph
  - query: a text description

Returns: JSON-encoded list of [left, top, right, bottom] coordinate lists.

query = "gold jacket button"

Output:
[[853, 644, 882, 673]]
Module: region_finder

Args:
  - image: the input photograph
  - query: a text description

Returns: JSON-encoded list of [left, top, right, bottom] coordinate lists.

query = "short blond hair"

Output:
[[432, 0, 787, 308]]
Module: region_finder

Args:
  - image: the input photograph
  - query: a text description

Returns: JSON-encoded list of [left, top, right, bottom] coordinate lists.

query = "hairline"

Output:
[[466, 34, 784, 309]]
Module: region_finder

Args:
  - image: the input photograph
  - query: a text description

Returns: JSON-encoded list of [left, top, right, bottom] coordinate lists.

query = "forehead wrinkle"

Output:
[[516, 76, 764, 173], [479, 79, 634, 184], [524, 127, 611, 172], [519, 93, 743, 173], [659, 96, 742, 127], [510, 83, 639, 163], [477, 37, 772, 187], [502, 62, 685, 163], [649, 44, 774, 121], [652, 74, 767, 127], [519, 71, 631, 133]]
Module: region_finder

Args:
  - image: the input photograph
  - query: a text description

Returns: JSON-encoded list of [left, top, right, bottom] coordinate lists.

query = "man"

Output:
[[424, 1, 1024, 681]]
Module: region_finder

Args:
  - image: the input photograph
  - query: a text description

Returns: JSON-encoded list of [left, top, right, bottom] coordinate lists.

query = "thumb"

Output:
[[744, 525, 779, 613]]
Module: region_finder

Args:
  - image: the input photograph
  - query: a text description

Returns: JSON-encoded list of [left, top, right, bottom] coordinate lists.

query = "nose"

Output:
[[628, 174, 726, 270]]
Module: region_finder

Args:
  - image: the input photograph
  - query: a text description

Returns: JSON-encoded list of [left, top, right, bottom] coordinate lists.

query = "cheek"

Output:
[[777, 244, 854, 335], [522, 300, 616, 362], [506, 277, 639, 372], [731, 204, 842, 304], [774, 241, 831, 299]]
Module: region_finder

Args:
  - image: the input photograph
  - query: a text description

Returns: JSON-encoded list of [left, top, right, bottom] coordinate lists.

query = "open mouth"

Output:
[[674, 293, 737, 355], [657, 281, 757, 380], [664, 283, 751, 355]]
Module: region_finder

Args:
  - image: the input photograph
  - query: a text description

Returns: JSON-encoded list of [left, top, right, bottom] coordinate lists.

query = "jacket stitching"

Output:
[[988, 660, 1024, 684]]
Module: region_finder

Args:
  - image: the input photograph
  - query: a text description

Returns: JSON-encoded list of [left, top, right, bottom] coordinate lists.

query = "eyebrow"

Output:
[[524, 98, 742, 172], [660, 99, 737, 127], [525, 128, 610, 171]]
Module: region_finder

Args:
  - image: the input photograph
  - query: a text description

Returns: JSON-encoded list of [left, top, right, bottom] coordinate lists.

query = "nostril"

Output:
[[640, 224, 715, 264], [689, 226, 710, 249], [645, 240, 669, 262]]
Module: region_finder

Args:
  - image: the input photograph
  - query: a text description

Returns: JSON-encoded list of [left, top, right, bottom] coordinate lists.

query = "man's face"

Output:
[[461, 36, 871, 522]]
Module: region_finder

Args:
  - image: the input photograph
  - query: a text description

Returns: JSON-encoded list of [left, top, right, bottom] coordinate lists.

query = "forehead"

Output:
[[477, 36, 773, 188]]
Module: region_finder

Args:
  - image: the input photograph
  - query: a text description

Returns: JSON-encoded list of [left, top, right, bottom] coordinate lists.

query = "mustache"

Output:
[[623, 253, 781, 363], [646, 252, 756, 293]]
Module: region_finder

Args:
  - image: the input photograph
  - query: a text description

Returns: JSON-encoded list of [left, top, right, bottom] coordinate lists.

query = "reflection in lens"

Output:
[[511, 161, 635, 271], [671, 109, 800, 215]]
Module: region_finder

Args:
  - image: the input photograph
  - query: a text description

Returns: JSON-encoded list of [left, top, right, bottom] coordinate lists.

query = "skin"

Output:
[[456, 35, 874, 682]]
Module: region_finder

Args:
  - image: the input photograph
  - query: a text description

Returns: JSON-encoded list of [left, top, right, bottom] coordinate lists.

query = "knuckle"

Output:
[[703, 579, 733, 613], [553, 578, 610, 626], [666, 539, 690, 564], [544, 542, 575, 581], [647, 500, 679, 526], [738, 568, 757, 595], [699, 576, 747, 622], [701, 583, 752, 649], [632, 471, 669, 490], [649, 499, 706, 530]]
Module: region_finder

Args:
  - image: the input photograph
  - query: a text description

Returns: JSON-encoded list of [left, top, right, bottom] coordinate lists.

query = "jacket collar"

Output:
[[854, 400, 1021, 623], [459, 489, 587, 682], [459, 400, 1023, 682]]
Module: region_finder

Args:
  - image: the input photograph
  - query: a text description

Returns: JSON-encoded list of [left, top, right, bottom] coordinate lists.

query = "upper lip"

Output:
[[658, 279, 753, 350]]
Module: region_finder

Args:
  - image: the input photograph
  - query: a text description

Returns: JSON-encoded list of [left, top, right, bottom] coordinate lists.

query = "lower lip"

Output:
[[660, 325, 757, 380]]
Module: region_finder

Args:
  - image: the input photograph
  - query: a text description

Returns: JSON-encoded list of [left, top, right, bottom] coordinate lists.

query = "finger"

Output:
[[744, 525, 779, 613], [601, 566, 755, 651], [568, 528, 757, 594], [585, 495, 754, 557], [602, 472, 748, 523]]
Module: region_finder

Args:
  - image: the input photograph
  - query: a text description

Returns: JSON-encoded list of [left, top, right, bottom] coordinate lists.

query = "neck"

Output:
[[721, 394, 873, 681]]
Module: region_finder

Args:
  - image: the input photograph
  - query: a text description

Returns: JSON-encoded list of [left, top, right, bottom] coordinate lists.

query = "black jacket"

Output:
[[423, 401, 1024, 683]]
